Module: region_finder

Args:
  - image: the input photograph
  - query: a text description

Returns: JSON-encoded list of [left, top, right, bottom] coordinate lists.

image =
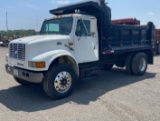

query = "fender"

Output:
[[29, 50, 79, 75]]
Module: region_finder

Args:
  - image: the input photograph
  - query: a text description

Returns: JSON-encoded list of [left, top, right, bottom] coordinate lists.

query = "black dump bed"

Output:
[[105, 22, 155, 53], [50, 0, 155, 54]]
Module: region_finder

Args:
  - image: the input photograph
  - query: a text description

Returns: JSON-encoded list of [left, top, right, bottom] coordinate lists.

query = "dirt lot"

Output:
[[0, 47, 160, 121]]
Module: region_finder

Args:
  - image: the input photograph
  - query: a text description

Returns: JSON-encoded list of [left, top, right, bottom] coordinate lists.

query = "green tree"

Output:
[[0, 30, 38, 39]]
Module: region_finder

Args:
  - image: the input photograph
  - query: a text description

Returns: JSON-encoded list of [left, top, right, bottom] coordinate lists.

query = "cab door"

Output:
[[74, 18, 99, 63]]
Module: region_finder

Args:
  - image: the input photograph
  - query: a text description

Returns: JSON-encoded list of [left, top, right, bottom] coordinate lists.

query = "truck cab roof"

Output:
[[45, 14, 96, 21]]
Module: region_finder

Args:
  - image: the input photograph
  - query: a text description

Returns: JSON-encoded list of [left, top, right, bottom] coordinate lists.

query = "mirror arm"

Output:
[[81, 20, 89, 36]]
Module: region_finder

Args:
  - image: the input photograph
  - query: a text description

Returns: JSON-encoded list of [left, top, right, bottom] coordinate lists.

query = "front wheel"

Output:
[[43, 64, 76, 99], [131, 53, 148, 76]]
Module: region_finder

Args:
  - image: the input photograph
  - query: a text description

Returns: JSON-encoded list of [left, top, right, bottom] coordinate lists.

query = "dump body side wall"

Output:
[[102, 22, 154, 50]]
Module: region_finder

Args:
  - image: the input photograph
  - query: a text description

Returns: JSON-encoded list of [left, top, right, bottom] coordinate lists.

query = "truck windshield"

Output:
[[40, 17, 73, 35]]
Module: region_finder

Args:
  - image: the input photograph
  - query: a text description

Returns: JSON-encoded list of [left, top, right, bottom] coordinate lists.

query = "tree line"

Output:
[[0, 30, 38, 40]]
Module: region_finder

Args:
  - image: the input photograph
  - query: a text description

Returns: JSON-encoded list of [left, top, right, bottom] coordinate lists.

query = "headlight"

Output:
[[28, 61, 46, 68]]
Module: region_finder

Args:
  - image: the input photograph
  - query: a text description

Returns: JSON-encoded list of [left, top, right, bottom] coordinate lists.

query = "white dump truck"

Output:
[[5, 0, 155, 99]]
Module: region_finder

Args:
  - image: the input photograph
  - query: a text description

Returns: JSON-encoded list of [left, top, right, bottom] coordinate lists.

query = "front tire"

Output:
[[131, 53, 148, 76], [43, 64, 76, 99]]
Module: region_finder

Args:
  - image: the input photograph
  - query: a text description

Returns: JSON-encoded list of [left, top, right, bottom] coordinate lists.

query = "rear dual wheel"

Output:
[[126, 53, 148, 76]]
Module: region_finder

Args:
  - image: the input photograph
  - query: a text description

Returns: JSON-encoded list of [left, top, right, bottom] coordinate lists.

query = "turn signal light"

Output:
[[29, 61, 46, 68], [36, 62, 46, 68]]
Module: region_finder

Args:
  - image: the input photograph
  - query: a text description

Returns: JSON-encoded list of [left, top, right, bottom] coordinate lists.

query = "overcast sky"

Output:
[[0, 0, 159, 31]]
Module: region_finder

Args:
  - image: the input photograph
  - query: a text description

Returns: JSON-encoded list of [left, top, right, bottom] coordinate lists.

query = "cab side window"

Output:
[[76, 20, 90, 36]]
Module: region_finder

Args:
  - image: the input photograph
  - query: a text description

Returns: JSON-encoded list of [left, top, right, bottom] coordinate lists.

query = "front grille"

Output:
[[10, 43, 25, 61]]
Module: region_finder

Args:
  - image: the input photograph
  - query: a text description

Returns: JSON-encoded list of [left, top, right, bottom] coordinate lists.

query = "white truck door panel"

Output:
[[74, 18, 99, 63]]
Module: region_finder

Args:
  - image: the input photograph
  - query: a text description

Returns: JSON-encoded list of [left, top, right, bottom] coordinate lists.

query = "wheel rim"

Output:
[[139, 57, 146, 72], [54, 71, 72, 93]]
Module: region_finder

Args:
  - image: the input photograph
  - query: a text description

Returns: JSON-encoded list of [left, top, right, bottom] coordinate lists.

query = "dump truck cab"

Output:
[[40, 14, 99, 63]]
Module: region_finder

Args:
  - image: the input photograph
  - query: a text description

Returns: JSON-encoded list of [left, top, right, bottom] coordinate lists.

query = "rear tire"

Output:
[[131, 53, 148, 76], [125, 54, 134, 75], [43, 64, 76, 99], [14, 77, 33, 86]]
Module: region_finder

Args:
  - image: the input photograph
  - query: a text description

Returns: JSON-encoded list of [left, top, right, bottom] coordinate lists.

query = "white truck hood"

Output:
[[10, 35, 69, 44], [9, 34, 71, 60]]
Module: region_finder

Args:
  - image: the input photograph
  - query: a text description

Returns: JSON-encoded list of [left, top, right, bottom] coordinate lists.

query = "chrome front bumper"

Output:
[[5, 64, 44, 83]]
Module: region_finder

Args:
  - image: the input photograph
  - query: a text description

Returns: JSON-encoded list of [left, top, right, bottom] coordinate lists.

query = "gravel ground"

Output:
[[0, 47, 160, 121]]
